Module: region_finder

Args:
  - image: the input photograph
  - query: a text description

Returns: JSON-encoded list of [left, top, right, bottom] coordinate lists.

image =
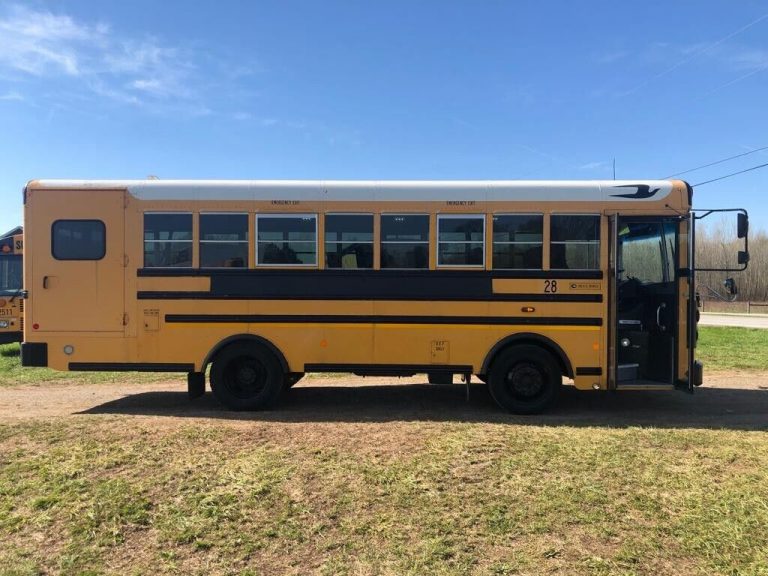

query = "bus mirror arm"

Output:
[[692, 208, 750, 272]]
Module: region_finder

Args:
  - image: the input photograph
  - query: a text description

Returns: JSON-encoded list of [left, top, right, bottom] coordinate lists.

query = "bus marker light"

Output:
[[521, 306, 535, 313], [63, 345, 74, 355], [592, 383, 600, 390]]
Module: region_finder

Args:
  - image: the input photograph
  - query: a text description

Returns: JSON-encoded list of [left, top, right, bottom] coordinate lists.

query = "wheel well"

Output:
[[202, 334, 289, 374], [481, 333, 573, 379]]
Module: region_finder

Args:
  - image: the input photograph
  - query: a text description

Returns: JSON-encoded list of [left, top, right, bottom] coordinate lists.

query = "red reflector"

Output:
[[33, 323, 39, 330]]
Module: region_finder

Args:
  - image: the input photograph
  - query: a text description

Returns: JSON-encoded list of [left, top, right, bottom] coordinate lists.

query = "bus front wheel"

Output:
[[210, 342, 284, 411], [488, 345, 561, 414]]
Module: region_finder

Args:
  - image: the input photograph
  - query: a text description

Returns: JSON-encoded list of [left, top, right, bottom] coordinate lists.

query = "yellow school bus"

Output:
[[0, 228, 23, 344], [20, 180, 749, 413]]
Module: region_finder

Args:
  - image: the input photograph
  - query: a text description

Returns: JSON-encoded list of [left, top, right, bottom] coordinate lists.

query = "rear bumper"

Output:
[[21, 342, 48, 367], [0, 331, 22, 345]]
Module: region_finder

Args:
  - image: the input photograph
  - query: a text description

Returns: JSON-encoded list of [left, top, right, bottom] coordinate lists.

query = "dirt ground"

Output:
[[1, 372, 766, 430]]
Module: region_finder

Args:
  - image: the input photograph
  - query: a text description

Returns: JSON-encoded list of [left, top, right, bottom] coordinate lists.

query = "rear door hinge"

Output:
[[122, 313, 129, 326], [123, 254, 129, 267]]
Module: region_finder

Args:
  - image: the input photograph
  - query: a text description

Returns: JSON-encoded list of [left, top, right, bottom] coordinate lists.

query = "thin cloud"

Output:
[[0, 4, 207, 112], [619, 11, 768, 97], [594, 50, 628, 64], [0, 5, 105, 76], [578, 161, 610, 171], [0, 91, 24, 101]]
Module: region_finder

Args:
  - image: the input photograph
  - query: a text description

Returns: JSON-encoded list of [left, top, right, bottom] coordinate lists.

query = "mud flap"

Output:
[[187, 372, 205, 399]]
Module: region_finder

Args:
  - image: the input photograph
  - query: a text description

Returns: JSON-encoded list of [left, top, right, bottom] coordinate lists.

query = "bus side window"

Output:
[[492, 214, 543, 270], [437, 215, 484, 267], [199, 213, 248, 268], [257, 215, 317, 265], [144, 213, 192, 268], [550, 215, 600, 270], [380, 214, 429, 269], [325, 214, 374, 269]]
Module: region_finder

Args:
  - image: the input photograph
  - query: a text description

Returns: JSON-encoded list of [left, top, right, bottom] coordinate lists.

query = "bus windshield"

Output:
[[0, 254, 22, 295]]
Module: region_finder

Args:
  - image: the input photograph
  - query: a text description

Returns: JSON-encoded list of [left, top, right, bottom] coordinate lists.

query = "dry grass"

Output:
[[1, 329, 767, 574], [1, 417, 767, 575]]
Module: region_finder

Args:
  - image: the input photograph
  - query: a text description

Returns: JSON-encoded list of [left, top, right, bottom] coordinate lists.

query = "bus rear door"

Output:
[[27, 188, 125, 333]]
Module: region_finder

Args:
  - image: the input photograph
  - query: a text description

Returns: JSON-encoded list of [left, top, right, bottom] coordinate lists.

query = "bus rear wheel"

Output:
[[210, 342, 284, 411], [488, 345, 561, 414]]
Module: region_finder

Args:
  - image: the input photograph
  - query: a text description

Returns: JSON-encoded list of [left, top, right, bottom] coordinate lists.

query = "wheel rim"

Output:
[[505, 362, 548, 401], [222, 355, 267, 399]]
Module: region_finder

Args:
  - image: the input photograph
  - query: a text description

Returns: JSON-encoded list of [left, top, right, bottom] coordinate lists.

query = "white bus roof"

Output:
[[28, 179, 680, 203]]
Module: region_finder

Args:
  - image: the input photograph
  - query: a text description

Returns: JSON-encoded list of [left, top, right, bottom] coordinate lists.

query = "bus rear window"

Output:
[[0, 254, 22, 293], [52, 220, 106, 260]]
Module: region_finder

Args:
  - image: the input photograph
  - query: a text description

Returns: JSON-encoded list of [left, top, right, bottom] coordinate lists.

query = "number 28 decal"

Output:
[[544, 280, 558, 293]]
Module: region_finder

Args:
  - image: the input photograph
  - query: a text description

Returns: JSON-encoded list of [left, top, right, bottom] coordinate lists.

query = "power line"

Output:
[[693, 161, 768, 187], [664, 145, 768, 178], [620, 11, 768, 97]]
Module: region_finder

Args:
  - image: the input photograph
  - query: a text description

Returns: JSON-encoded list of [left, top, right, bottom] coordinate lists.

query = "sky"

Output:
[[1, 0, 767, 235]]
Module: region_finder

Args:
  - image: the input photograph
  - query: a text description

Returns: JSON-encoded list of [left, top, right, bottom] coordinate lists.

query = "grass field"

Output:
[[0, 327, 766, 575], [695, 326, 768, 371], [0, 344, 177, 387]]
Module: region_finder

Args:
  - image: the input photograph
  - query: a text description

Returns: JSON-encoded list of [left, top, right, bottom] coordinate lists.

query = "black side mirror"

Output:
[[737, 213, 749, 239], [724, 278, 738, 296], [738, 251, 750, 265]]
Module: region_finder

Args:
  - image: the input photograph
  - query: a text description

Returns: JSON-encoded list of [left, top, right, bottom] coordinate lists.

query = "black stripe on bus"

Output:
[[575, 367, 603, 376], [137, 268, 602, 302], [304, 363, 472, 374], [139, 291, 602, 303], [138, 268, 604, 280], [69, 362, 195, 372], [164, 314, 602, 326]]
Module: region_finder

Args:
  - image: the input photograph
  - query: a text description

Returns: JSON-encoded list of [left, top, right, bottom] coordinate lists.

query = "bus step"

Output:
[[617, 363, 639, 381]]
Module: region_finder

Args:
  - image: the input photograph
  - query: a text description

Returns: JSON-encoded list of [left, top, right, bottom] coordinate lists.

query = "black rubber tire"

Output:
[[427, 372, 453, 385], [210, 342, 284, 411], [488, 345, 561, 414], [284, 372, 305, 389]]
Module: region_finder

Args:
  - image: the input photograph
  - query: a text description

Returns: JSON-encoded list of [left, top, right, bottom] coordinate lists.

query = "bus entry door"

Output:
[[613, 218, 679, 386], [28, 189, 125, 333]]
